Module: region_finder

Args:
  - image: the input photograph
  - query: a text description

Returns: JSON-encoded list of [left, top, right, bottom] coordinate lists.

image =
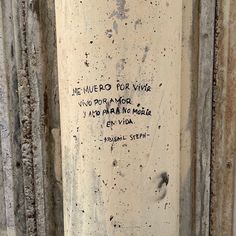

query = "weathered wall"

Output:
[[210, 0, 236, 235], [180, 0, 199, 235], [0, 0, 236, 236], [180, 0, 218, 235], [0, 0, 63, 235], [56, 0, 182, 235], [195, 0, 216, 235]]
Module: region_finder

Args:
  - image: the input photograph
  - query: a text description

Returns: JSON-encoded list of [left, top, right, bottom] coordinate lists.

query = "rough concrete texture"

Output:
[[0, 0, 63, 235], [210, 0, 236, 235], [195, 0, 216, 235]]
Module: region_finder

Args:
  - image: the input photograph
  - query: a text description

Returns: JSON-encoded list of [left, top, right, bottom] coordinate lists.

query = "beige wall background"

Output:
[[0, 0, 236, 235], [55, 0, 181, 235]]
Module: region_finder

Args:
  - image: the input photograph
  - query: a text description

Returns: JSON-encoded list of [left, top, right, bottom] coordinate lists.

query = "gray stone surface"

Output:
[[0, 0, 63, 235]]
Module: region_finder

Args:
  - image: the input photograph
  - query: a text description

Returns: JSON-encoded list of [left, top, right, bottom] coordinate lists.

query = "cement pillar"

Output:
[[55, 1, 182, 235]]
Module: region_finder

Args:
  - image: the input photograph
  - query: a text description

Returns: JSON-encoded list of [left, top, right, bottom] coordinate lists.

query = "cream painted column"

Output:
[[55, 1, 182, 235]]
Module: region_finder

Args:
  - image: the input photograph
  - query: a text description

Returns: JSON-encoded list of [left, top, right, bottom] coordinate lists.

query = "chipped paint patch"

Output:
[[110, 0, 129, 20]]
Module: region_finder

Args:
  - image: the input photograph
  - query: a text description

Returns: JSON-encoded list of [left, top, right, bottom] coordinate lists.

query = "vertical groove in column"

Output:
[[195, 0, 216, 235], [17, 1, 39, 234], [1, 0, 63, 235], [180, 0, 199, 235]]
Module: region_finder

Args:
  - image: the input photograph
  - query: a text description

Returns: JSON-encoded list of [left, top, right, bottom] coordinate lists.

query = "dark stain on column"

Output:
[[156, 172, 169, 201], [110, 0, 129, 20]]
